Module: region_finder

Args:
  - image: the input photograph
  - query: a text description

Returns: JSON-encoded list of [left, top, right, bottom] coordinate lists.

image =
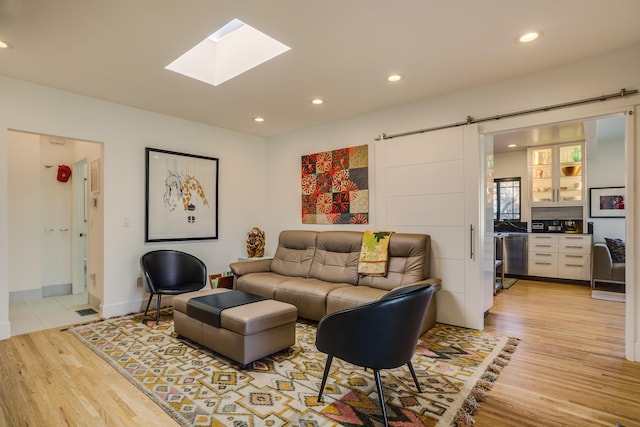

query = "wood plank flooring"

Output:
[[0, 279, 638, 426], [478, 279, 639, 427]]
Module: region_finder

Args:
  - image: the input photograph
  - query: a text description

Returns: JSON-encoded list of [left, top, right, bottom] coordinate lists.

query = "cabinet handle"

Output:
[[535, 236, 553, 239], [565, 236, 583, 240], [565, 254, 583, 258], [535, 253, 553, 256], [535, 244, 553, 248], [469, 224, 474, 259], [566, 264, 583, 267], [565, 245, 583, 249], [535, 262, 552, 265]]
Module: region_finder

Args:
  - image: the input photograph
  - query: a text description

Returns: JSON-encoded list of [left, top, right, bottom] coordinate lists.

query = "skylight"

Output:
[[166, 19, 290, 86]]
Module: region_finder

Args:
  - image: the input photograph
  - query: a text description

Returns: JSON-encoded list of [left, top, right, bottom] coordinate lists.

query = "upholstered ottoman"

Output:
[[173, 288, 298, 368]]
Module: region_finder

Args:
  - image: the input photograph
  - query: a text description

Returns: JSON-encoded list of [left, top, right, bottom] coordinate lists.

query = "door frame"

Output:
[[477, 102, 636, 361]]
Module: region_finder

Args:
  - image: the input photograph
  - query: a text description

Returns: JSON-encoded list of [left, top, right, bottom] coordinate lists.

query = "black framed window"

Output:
[[493, 177, 521, 221]]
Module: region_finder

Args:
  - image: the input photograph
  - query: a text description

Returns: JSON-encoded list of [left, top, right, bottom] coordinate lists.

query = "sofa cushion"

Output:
[[326, 285, 386, 314], [270, 230, 318, 277], [309, 231, 361, 284], [357, 233, 430, 291], [235, 272, 294, 299], [605, 237, 625, 263], [275, 278, 351, 321]]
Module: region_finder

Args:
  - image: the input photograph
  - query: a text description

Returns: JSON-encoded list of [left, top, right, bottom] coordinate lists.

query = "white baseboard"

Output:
[[591, 290, 625, 302], [100, 295, 173, 319], [101, 299, 146, 319]]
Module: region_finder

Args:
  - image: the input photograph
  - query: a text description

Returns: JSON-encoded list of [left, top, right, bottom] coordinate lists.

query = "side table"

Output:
[[238, 256, 273, 262]]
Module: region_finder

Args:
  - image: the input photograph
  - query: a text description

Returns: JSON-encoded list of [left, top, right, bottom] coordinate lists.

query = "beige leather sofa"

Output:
[[229, 230, 441, 333]]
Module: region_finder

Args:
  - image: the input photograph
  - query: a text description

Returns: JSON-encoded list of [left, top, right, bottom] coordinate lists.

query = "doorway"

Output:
[[480, 110, 632, 358], [7, 130, 101, 335]]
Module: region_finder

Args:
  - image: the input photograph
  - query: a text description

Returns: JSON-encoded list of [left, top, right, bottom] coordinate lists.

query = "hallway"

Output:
[[9, 293, 99, 336]]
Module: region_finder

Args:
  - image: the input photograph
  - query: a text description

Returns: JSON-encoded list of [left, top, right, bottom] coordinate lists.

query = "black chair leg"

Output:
[[407, 361, 422, 393], [373, 370, 389, 427], [144, 294, 153, 316], [155, 294, 162, 324], [317, 355, 333, 402]]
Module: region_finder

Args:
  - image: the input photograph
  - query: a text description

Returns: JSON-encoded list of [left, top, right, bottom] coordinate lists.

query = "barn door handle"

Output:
[[470, 224, 474, 259]]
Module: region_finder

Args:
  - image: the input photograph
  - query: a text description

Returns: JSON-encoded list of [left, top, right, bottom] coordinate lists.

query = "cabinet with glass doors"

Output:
[[528, 142, 585, 205]]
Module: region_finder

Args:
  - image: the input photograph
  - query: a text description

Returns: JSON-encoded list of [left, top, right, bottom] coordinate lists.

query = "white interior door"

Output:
[[72, 159, 88, 294]]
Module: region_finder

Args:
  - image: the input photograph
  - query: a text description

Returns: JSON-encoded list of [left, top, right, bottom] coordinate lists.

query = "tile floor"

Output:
[[9, 293, 100, 336]]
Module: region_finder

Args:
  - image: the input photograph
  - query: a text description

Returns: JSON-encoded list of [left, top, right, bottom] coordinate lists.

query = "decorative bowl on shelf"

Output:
[[561, 165, 581, 176]]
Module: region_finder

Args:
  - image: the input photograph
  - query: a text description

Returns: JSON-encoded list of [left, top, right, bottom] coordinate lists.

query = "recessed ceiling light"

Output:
[[517, 31, 541, 43], [0, 40, 13, 49], [387, 73, 402, 82], [253, 117, 265, 123], [507, 144, 518, 148], [311, 98, 324, 105]]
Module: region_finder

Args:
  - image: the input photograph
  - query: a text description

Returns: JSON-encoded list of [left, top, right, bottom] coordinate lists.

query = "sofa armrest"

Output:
[[592, 243, 613, 281], [389, 278, 442, 294], [229, 259, 273, 277]]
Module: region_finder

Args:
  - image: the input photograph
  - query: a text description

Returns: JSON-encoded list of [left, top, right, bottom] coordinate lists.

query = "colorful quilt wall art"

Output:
[[301, 144, 368, 224]]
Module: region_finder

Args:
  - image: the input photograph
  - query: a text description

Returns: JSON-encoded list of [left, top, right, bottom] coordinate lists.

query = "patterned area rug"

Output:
[[68, 310, 518, 426]]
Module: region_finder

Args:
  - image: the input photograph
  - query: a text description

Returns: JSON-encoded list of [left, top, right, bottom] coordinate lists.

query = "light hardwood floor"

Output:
[[0, 280, 638, 426], [478, 279, 639, 427]]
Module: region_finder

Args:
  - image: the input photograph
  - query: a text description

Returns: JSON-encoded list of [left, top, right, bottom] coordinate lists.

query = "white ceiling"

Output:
[[0, 0, 639, 138], [491, 114, 626, 154]]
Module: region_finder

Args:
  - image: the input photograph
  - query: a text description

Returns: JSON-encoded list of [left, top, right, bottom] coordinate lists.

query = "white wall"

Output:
[[587, 137, 626, 242], [0, 75, 268, 338], [7, 132, 41, 297], [39, 136, 73, 289]]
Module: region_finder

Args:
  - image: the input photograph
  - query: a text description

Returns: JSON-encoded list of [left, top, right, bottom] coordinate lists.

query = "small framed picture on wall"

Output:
[[589, 186, 625, 218]]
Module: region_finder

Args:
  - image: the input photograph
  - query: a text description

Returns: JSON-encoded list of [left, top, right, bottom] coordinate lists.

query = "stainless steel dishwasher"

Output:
[[503, 234, 528, 275]]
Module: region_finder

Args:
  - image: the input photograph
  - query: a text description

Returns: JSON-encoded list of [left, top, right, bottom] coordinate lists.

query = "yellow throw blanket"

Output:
[[358, 231, 394, 276]]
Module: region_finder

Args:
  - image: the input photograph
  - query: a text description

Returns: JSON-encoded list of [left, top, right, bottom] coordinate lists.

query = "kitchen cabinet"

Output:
[[529, 143, 585, 205], [558, 234, 591, 281], [528, 234, 558, 277], [528, 233, 591, 280]]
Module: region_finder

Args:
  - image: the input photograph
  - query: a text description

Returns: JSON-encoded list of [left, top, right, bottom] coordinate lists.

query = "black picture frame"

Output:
[[589, 186, 625, 218], [145, 147, 219, 242]]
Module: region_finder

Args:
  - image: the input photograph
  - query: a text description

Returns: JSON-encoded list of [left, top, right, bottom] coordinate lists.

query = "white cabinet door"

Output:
[[558, 234, 592, 280], [558, 235, 591, 253], [558, 253, 591, 280]]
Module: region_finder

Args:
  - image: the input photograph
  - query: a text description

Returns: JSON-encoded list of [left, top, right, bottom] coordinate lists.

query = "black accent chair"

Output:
[[140, 250, 207, 323], [315, 284, 434, 427]]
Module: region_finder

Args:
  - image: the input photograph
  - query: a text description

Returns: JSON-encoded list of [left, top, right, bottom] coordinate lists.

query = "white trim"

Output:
[[591, 290, 625, 302], [625, 106, 636, 361], [478, 101, 637, 361]]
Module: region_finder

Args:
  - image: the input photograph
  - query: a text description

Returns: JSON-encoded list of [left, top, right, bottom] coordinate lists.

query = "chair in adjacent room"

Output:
[[140, 250, 208, 323], [592, 241, 626, 291], [315, 284, 435, 427]]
